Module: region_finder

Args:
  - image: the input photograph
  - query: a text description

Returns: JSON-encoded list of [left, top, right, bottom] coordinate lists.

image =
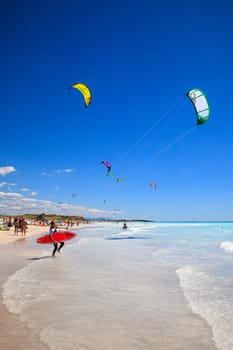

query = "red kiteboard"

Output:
[[37, 231, 77, 244]]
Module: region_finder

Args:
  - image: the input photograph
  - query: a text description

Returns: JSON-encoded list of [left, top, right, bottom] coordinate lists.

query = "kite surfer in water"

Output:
[[50, 221, 65, 257], [122, 222, 128, 230]]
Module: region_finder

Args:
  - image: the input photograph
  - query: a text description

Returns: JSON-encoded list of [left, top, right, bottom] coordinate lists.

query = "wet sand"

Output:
[[0, 225, 49, 350], [0, 225, 218, 350]]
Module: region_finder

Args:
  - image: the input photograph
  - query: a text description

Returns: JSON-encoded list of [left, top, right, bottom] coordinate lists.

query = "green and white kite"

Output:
[[186, 88, 210, 125]]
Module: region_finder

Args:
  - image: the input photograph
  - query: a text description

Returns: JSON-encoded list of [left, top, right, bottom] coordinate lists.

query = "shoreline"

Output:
[[0, 225, 49, 350]]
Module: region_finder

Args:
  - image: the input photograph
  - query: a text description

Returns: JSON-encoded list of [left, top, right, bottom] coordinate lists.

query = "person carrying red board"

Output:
[[50, 221, 65, 257]]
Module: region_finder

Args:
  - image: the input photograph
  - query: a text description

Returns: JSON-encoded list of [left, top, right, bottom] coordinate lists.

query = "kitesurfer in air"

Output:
[[50, 221, 65, 257]]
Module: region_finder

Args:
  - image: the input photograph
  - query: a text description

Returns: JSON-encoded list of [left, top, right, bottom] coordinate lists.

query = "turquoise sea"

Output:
[[2, 222, 233, 350]]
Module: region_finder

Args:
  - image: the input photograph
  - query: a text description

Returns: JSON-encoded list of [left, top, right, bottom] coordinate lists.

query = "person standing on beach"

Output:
[[13, 218, 19, 235], [50, 221, 65, 257], [21, 218, 27, 236]]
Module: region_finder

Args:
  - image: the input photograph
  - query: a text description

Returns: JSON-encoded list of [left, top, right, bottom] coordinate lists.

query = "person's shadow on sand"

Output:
[[27, 256, 52, 261], [105, 236, 148, 240]]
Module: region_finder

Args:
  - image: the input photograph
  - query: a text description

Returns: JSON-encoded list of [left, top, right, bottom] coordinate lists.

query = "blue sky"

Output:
[[0, 0, 233, 221]]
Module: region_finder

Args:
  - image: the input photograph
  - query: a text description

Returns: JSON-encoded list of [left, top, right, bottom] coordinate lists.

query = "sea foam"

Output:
[[220, 241, 233, 253], [176, 265, 233, 350]]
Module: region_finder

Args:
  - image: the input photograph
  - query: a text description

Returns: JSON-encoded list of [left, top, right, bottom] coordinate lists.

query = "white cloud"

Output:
[[21, 189, 38, 196], [42, 169, 75, 176], [0, 192, 22, 198], [54, 169, 75, 174], [21, 188, 30, 192], [87, 208, 105, 214], [64, 169, 75, 173], [0, 166, 16, 176], [0, 182, 17, 188], [21, 198, 36, 203], [11, 206, 22, 210], [0, 191, 117, 218], [40, 199, 54, 205]]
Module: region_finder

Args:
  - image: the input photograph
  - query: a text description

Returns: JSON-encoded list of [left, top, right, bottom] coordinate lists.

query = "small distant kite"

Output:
[[186, 88, 210, 125], [72, 193, 77, 198], [70, 82, 92, 108], [116, 178, 124, 183], [107, 171, 115, 178], [101, 160, 111, 171], [150, 182, 157, 190], [100, 160, 114, 177]]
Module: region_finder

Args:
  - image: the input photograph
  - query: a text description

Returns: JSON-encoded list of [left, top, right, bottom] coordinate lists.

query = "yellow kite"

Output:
[[70, 82, 92, 108]]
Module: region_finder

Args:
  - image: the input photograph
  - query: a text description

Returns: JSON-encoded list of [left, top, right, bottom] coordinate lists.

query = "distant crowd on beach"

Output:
[[0, 216, 83, 236], [0, 217, 27, 235]]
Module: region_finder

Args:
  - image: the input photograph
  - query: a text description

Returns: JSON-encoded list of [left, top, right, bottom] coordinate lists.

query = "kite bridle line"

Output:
[[120, 97, 188, 177], [114, 95, 187, 168], [101, 125, 196, 199], [102, 96, 188, 195], [115, 125, 197, 184]]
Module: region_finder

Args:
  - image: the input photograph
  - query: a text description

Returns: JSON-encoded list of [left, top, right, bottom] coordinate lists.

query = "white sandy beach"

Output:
[[0, 224, 48, 245]]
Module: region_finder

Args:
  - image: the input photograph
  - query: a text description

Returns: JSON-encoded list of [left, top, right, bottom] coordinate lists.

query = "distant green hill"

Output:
[[0, 213, 85, 223]]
